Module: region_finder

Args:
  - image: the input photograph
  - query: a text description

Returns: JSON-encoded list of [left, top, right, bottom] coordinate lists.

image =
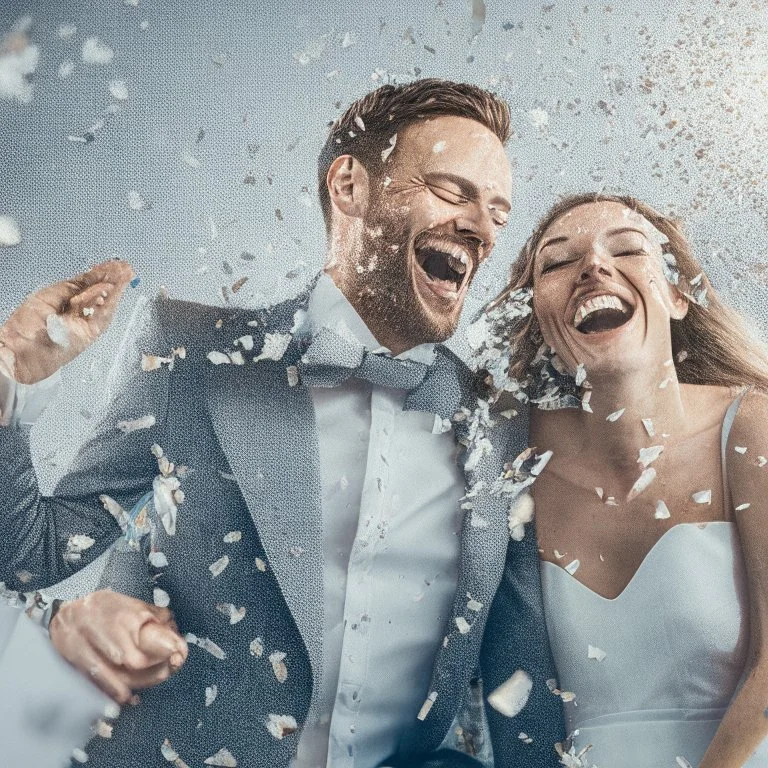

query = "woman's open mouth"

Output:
[[572, 293, 634, 334]]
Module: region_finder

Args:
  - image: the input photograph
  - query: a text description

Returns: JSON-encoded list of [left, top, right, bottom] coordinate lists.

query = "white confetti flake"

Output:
[[528, 107, 549, 131], [606, 408, 625, 422], [216, 603, 246, 624], [417, 692, 438, 721], [207, 351, 232, 365], [209, 555, 230, 578], [93, 719, 113, 739], [153, 588, 170, 608], [758, 456, 767, 467], [127, 190, 146, 210], [734, 446, 748, 454], [432, 140, 446, 153], [109, 79, 129, 100], [638, 445, 664, 468], [234, 335, 254, 351], [587, 645, 607, 662], [249, 637, 264, 657], [149, 551, 169, 568], [487, 670, 533, 718], [642, 418, 655, 437], [228, 350, 246, 366], [254, 557, 267, 572], [204, 747, 237, 767], [265, 713, 298, 740], [286, 366, 299, 386], [565, 559, 580, 575], [381, 133, 397, 162], [205, 684, 218, 707], [655, 500, 671, 520], [659, 377, 673, 389], [154, 474, 181, 536], [117, 414, 156, 433], [470, 0, 486, 41], [595, 487, 604, 500], [628, 467, 657, 499], [58, 61, 75, 79], [82, 37, 115, 65], [253, 333, 292, 363], [676, 758, 694, 768], [0, 215, 22, 246], [185, 633, 226, 660], [354, 114, 365, 131], [72, 748, 88, 764], [269, 651, 288, 682], [181, 151, 201, 168], [518, 732, 533, 744], [581, 390, 592, 413], [46, 313, 71, 347], [508, 492, 534, 542], [58, 23, 77, 39], [223, 531, 242, 543], [0, 33, 38, 104], [466, 594, 483, 612], [574, 363, 587, 386], [692, 489, 712, 505], [735, 503, 751, 511], [455, 616, 471, 634]]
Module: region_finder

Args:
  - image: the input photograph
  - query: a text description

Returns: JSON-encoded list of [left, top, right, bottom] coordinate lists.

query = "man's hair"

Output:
[[317, 78, 512, 233], [488, 192, 768, 391]]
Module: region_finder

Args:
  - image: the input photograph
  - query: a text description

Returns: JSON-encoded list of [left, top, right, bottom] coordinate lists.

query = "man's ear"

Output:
[[326, 155, 370, 220]]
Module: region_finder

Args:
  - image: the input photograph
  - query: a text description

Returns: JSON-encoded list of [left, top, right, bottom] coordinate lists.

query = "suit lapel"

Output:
[[204, 301, 324, 717]]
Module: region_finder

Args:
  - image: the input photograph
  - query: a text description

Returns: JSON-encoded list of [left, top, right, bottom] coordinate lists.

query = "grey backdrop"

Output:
[[1, 0, 767, 589]]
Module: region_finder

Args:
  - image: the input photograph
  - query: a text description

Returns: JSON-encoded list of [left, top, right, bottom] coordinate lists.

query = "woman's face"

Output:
[[531, 201, 688, 378]]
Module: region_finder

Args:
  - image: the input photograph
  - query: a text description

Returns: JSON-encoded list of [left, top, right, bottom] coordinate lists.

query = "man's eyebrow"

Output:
[[423, 172, 511, 210]]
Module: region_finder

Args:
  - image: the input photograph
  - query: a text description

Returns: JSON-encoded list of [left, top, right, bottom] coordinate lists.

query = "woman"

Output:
[[476, 193, 768, 767]]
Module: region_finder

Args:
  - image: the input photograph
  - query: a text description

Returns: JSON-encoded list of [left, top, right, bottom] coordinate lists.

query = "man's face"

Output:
[[335, 115, 512, 352]]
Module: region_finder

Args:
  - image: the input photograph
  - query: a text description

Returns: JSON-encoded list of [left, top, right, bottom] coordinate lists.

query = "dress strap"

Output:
[[721, 387, 751, 513]]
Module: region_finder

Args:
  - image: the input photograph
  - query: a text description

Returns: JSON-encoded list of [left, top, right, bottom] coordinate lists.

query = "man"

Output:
[[0, 79, 564, 767]]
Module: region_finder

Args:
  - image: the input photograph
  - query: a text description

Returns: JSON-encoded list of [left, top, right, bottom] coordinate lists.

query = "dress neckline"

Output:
[[541, 520, 734, 602]]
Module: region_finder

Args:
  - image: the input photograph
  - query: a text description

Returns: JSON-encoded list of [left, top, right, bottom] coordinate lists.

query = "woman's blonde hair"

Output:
[[489, 192, 768, 390]]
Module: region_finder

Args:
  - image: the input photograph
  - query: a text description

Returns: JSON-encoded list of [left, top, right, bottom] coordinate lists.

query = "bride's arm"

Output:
[[700, 390, 768, 768]]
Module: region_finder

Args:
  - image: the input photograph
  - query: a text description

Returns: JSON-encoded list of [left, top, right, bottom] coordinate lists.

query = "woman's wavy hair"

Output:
[[488, 192, 768, 391]]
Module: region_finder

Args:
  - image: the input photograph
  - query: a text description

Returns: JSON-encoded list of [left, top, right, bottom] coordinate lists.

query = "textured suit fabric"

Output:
[[0, 284, 565, 767]]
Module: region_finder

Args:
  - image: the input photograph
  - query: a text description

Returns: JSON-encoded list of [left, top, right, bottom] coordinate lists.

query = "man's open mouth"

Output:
[[573, 293, 634, 334], [414, 236, 472, 295]]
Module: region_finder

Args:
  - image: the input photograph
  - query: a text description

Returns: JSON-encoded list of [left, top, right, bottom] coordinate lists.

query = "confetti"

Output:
[[254, 557, 267, 572], [470, 0, 486, 42], [204, 747, 237, 767], [209, 555, 230, 578], [508, 492, 534, 542], [269, 651, 288, 682], [58, 61, 75, 79], [58, 23, 77, 39], [93, 719, 113, 739], [628, 467, 656, 499], [606, 408, 625, 422], [642, 418, 655, 437], [265, 713, 298, 740], [759, 456, 768, 467], [455, 616, 471, 634], [109, 79, 129, 100], [381, 133, 397, 162], [735, 503, 751, 511], [676, 758, 693, 768], [734, 446, 747, 454], [432, 140, 446, 153], [0, 29, 38, 104], [0, 215, 22, 246], [249, 637, 264, 657], [148, 551, 168, 568], [153, 588, 170, 608], [253, 333, 292, 362], [72, 749, 88, 764], [638, 445, 664, 468], [588, 645, 607, 662], [82, 37, 114, 65], [565, 559, 580, 575], [223, 531, 242, 543], [127, 190, 147, 210], [487, 670, 532, 718], [185, 633, 226, 660], [117, 414, 156, 433], [655, 500, 671, 520], [205, 684, 218, 707], [417, 692, 438, 721], [161, 738, 191, 767], [216, 603, 246, 624], [46, 313, 70, 347], [692, 490, 712, 505], [64, 534, 95, 563]]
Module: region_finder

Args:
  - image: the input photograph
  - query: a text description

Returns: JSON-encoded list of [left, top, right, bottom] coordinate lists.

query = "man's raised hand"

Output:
[[49, 591, 188, 705], [0, 260, 135, 385]]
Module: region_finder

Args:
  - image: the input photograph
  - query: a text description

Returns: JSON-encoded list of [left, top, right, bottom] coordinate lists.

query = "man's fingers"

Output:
[[119, 660, 178, 691], [137, 621, 188, 668], [86, 662, 134, 706]]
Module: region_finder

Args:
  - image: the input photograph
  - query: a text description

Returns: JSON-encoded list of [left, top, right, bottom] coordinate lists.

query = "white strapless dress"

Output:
[[541, 521, 768, 767]]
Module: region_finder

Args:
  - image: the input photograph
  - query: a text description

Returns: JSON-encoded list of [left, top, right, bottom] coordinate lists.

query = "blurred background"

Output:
[[1, 0, 767, 511]]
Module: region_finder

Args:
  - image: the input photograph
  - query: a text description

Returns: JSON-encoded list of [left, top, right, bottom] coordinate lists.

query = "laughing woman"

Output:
[[478, 193, 768, 768]]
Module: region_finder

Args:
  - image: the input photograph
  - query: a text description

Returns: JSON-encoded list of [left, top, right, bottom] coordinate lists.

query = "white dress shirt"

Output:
[[293, 274, 465, 768]]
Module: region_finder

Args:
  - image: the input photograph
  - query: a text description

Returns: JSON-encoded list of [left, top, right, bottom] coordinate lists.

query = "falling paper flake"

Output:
[[82, 37, 115, 65], [574, 363, 587, 386], [127, 190, 146, 210], [254, 557, 267, 572], [606, 408, 625, 422], [207, 351, 232, 365], [735, 503, 751, 511], [149, 551, 169, 568], [487, 670, 533, 718], [269, 651, 288, 682], [642, 418, 655, 437], [734, 446, 748, 454], [154, 474, 181, 536], [676, 758, 694, 768], [565, 559, 580, 575], [381, 133, 397, 162], [205, 684, 218, 707], [223, 531, 242, 543], [234, 335, 254, 351], [58, 23, 77, 39], [181, 152, 201, 168], [432, 140, 446, 153], [0, 31, 39, 103], [209, 555, 230, 577], [0, 215, 22, 246], [638, 445, 664, 468], [455, 616, 471, 634], [692, 490, 712, 505], [417, 691, 438, 721], [265, 713, 298, 740], [58, 61, 75, 79], [588, 645, 607, 662], [758, 456, 768, 467], [186, 633, 226, 660], [65, 534, 95, 562], [117, 414, 156, 433], [629, 467, 656, 499], [507, 492, 534, 542], [46, 313, 71, 347], [72, 749, 88, 764], [655, 500, 671, 520], [93, 719, 113, 739], [253, 333, 292, 363], [249, 637, 264, 657], [595, 487, 604, 500], [109, 79, 129, 100], [470, 0, 486, 42], [216, 603, 246, 624], [528, 108, 549, 130], [204, 747, 237, 767], [153, 588, 170, 608]]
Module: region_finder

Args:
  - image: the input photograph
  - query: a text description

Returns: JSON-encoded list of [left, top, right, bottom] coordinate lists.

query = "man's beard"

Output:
[[349, 209, 459, 349]]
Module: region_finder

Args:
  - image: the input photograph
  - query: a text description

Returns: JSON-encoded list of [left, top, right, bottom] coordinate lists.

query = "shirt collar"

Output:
[[306, 273, 436, 365]]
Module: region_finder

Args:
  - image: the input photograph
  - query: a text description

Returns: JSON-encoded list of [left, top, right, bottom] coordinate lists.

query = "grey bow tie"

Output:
[[297, 326, 463, 419]]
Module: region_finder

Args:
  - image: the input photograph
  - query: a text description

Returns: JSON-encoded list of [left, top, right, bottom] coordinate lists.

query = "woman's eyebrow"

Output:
[[537, 235, 569, 253], [605, 226, 648, 239]]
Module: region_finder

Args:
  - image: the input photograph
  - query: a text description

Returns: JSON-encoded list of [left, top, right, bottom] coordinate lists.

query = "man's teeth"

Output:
[[419, 242, 469, 275], [573, 294, 627, 327]]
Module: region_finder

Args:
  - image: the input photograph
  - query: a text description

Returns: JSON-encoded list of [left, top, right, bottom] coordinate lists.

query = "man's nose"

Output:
[[455, 206, 494, 255]]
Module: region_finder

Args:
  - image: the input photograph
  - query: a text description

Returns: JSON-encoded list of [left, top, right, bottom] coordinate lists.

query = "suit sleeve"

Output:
[[479, 528, 567, 768], [0, 298, 173, 591]]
